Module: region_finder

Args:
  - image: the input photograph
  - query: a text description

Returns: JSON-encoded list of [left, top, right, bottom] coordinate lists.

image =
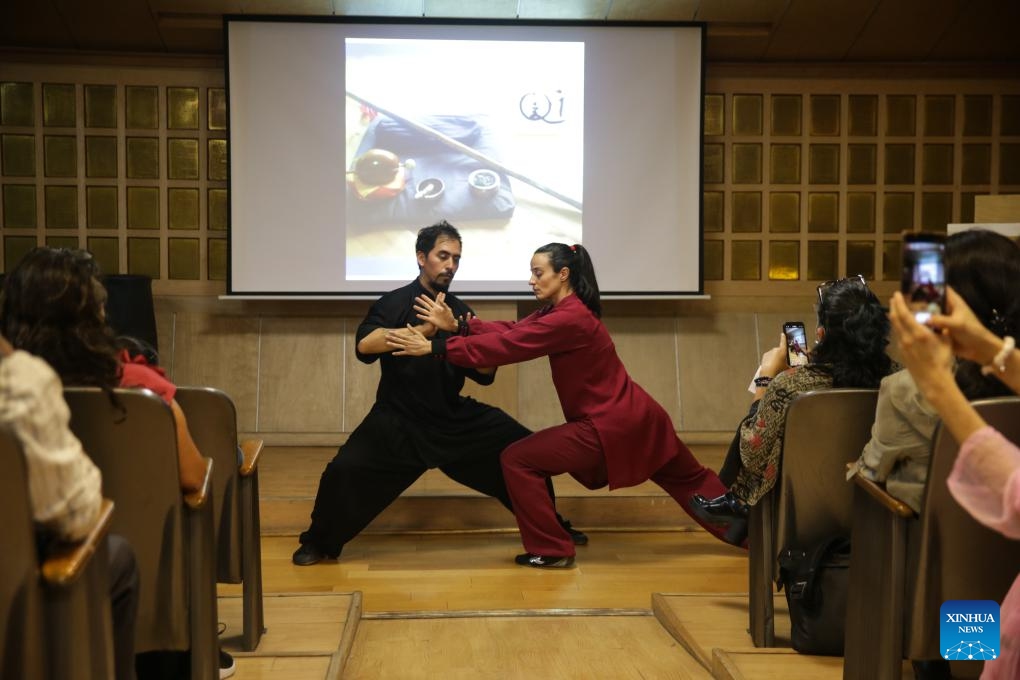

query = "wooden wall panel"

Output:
[[258, 317, 343, 432], [171, 312, 260, 431], [675, 313, 759, 431], [342, 317, 381, 433], [974, 194, 1020, 223], [154, 308, 175, 373]]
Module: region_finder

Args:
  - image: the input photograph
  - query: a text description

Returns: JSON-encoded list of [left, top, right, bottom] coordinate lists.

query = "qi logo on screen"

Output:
[[520, 91, 566, 123]]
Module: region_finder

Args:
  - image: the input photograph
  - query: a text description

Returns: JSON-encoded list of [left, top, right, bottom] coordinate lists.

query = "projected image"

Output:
[[904, 248, 945, 324], [345, 38, 584, 281]]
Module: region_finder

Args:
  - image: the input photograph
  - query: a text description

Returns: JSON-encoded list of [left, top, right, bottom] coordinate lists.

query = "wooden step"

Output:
[[344, 613, 714, 680], [653, 593, 922, 680], [258, 444, 727, 535]]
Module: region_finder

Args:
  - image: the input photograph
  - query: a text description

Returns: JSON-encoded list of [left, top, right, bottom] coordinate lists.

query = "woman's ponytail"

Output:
[[534, 243, 602, 317]]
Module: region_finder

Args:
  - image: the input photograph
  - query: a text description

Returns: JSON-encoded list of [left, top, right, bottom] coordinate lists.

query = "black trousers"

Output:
[[107, 533, 139, 680], [300, 408, 558, 556]]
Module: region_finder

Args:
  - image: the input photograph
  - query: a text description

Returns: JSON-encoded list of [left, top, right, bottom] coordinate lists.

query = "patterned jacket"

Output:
[[732, 364, 833, 505]]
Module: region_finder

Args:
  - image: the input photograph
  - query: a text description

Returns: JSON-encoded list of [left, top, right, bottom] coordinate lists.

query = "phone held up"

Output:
[[901, 233, 946, 324], [783, 321, 809, 367]]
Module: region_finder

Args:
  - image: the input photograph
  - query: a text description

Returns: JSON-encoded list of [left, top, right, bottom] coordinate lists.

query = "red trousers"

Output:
[[501, 419, 729, 557]]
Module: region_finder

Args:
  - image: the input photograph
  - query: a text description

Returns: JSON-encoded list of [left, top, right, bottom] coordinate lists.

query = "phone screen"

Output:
[[784, 323, 809, 367], [901, 236, 946, 324]]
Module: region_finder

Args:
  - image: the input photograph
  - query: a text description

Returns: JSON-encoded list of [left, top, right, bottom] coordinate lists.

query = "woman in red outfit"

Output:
[[386, 243, 743, 568], [0, 247, 209, 494]]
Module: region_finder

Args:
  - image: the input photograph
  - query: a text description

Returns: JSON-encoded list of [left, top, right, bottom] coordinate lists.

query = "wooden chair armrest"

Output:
[[847, 464, 916, 518], [42, 498, 115, 587], [239, 439, 264, 477], [184, 457, 214, 509]]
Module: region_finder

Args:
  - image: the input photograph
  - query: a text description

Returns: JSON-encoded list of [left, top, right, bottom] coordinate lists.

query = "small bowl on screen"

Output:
[[414, 178, 445, 200], [467, 169, 500, 198]]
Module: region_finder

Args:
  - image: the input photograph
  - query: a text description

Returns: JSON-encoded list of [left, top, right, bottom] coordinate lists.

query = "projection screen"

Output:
[[226, 17, 705, 297]]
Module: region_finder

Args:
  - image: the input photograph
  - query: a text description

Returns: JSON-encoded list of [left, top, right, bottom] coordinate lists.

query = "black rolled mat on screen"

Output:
[[347, 114, 515, 226]]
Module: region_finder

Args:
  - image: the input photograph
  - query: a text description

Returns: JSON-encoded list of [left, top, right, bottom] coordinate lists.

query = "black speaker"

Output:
[[102, 275, 158, 354]]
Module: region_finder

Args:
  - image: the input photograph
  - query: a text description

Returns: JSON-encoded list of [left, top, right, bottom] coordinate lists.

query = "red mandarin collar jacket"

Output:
[[437, 294, 680, 489]]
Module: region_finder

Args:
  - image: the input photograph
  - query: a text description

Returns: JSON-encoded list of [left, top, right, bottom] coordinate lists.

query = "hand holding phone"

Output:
[[784, 322, 809, 367], [901, 233, 946, 324]]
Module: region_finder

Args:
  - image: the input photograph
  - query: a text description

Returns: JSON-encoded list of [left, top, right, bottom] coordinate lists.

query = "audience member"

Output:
[[0, 248, 235, 678], [690, 276, 893, 527], [850, 230, 1020, 511], [889, 287, 1020, 680], [0, 334, 139, 680]]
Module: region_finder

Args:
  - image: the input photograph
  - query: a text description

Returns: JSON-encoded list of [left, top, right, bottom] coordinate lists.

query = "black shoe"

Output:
[[219, 649, 236, 679], [690, 491, 750, 519], [689, 492, 750, 549], [559, 519, 589, 546], [514, 553, 576, 569], [292, 543, 326, 566]]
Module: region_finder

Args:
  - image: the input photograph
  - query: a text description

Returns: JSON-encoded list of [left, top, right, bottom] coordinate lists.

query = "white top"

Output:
[[0, 350, 101, 541]]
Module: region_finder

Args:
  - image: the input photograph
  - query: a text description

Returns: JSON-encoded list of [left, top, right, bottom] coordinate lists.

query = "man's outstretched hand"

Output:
[[414, 292, 458, 333], [386, 324, 432, 356]]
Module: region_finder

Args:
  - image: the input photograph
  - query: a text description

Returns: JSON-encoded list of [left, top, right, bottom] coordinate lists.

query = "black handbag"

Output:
[[777, 535, 851, 656]]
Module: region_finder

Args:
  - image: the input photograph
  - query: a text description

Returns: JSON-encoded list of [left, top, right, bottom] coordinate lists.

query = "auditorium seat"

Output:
[[0, 426, 117, 680], [63, 387, 220, 680], [175, 386, 266, 651], [845, 396, 1020, 680], [748, 389, 878, 647]]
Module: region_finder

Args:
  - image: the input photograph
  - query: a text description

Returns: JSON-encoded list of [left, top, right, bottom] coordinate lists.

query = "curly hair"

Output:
[[810, 278, 891, 388], [0, 247, 120, 387], [945, 229, 1020, 399]]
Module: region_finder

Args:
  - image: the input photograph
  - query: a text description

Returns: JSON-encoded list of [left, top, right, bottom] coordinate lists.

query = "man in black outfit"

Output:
[[293, 221, 586, 565]]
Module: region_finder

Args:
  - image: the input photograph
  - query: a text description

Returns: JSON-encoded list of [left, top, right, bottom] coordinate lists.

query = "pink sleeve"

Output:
[[119, 362, 178, 404], [947, 426, 1020, 540]]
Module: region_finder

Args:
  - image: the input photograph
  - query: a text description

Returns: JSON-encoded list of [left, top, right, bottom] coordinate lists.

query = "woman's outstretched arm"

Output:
[[388, 305, 588, 368]]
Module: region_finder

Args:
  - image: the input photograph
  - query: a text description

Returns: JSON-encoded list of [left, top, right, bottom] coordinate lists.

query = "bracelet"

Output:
[[981, 336, 1015, 376], [753, 376, 772, 388]]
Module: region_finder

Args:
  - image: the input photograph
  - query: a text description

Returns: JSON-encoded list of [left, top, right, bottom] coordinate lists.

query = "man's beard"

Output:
[[431, 275, 452, 292]]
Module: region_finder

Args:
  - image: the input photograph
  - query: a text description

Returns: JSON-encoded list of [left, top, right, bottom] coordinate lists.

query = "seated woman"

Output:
[[0, 247, 207, 493], [690, 275, 894, 525], [890, 287, 1020, 680], [386, 242, 741, 567], [849, 229, 1020, 512], [0, 247, 234, 677]]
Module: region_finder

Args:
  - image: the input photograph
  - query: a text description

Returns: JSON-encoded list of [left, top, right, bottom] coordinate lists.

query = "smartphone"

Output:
[[783, 321, 809, 367], [901, 234, 946, 324]]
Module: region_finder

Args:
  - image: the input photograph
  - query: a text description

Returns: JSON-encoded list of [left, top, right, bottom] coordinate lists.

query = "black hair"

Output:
[[415, 220, 461, 262], [811, 278, 891, 388], [945, 229, 1020, 398], [533, 243, 602, 317], [0, 247, 120, 388]]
